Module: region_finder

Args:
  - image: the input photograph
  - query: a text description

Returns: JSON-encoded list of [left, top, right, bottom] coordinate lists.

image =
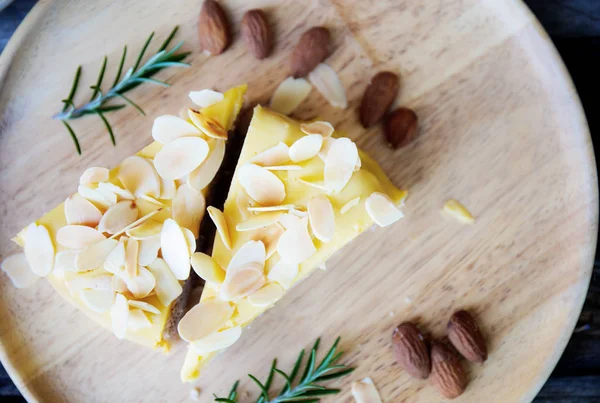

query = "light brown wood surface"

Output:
[[0, 0, 597, 402]]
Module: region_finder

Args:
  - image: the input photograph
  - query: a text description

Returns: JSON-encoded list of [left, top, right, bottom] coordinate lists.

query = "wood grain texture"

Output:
[[0, 0, 597, 402]]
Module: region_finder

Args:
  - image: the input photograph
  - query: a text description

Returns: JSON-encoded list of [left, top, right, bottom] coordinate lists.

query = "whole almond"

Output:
[[448, 310, 488, 363], [384, 107, 418, 149], [290, 27, 331, 78], [199, 0, 230, 55], [430, 341, 467, 399], [241, 9, 272, 59], [391, 322, 431, 379], [359, 72, 400, 128]]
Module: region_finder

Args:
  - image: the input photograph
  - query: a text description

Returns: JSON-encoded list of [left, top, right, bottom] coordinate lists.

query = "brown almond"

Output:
[[391, 322, 431, 379], [241, 9, 272, 59], [384, 107, 418, 149], [448, 310, 488, 363], [359, 72, 400, 128], [430, 341, 467, 399], [290, 26, 331, 78], [199, 0, 230, 55]]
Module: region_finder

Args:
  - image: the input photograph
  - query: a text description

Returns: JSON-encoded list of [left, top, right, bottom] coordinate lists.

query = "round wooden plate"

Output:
[[0, 0, 597, 402]]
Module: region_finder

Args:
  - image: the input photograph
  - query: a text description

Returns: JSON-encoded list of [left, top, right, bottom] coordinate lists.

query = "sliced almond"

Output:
[[147, 258, 183, 306], [340, 196, 361, 214], [236, 193, 254, 221], [55, 250, 80, 273], [67, 274, 113, 293], [188, 109, 228, 140], [289, 134, 323, 162], [183, 227, 197, 255], [128, 309, 152, 330], [239, 164, 286, 206], [188, 139, 226, 191], [278, 212, 303, 230], [1, 253, 40, 288], [77, 185, 113, 210], [270, 76, 312, 115], [264, 165, 302, 171], [124, 266, 156, 298], [126, 219, 162, 240], [140, 194, 164, 206], [219, 263, 266, 301], [152, 115, 201, 144], [307, 196, 335, 242], [191, 252, 226, 284], [324, 138, 358, 193], [189, 89, 224, 108], [161, 218, 191, 280], [79, 167, 109, 185], [159, 177, 177, 200], [355, 155, 362, 171], [207, 206, 232, 250], [227, 240, 266, 273], [236, 211, 284, 232], [248, 283, 284, 307], [351, 377, 383, 403], [125, 238, 139, 278], [296, 177, 329, 192], [118, 155, 161, 198], [266, 258, 298, 289], [64, 194, 103, 226], [318, 136, 336, 161], [289, 207, 308, 218], [300, 121, 334, 137], [109, 209, 162, 239], [154, 137, 210, 180], [251, 223, 284, 259], [366, 192, 404, 227], [251, 142, 291, 166], [308, 63, 348, 109], [128, 300, 160, 314], [80, 289, 115, 313], [443, 199, 475, 224], [277, 218, 316, 264], [137, 235, 161, 266], [172, 184, 206, 238], [97, 182, 135, 200], [178, 300, 234, 342], [111, 274, 129, 293], [110, 293, 129, 339], [75, 238, 118, 272], [190, 326, 242, 354], [103, 239, 126, 273], [247, 205, 296, 213], [23, 223, 54, 277], [95, 187, 118, 206], [98, 200, 139, 234]]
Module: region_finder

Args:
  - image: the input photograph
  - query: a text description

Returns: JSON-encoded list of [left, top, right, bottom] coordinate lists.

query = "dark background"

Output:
[[1, 0, 599, 402]]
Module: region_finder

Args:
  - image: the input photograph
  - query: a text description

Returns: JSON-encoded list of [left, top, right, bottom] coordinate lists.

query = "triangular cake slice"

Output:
[[179, 106, 406, 381], [4, 85, 246, 350]]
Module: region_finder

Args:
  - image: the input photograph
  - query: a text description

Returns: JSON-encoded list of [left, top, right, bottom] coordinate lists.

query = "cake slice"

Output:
[[3, 85, 247, 351], [179, 106, 406, 381]]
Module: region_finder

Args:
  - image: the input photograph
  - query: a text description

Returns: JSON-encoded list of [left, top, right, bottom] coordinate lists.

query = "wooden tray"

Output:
[[0, 0, 597, 401]]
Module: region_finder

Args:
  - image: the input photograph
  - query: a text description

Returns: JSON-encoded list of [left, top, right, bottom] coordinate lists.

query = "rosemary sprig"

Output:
[[213, 337, 355, 403], [54, 26, 190, 154]]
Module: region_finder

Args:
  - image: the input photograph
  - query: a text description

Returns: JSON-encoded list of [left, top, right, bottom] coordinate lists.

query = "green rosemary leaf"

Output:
[[314, 365, 347, 377], [248, 374, 269, 400], [300, 348, 317, 383], [133, 31, 155, 71], [274, 368, 292, 391], [313, 367, 355, 382], [94, 104, 127, 113], [62, 121, 81, 154], [116, 93, 145, 115], [276, 398, 320, 402], [214, 399, 237, 403], [256, 360, 277, 403], [158, 25, 179, 52], [62, 66, 81, 112], [316, 337, 340, 373], [97, 111, 116, 145], [163, 40, 184, 57], [112, 45, 127, 87], [146, 61, 190, 69], [133, 77, 169, 87], [288, 350, 305, 384], [329, 351, 343, 365], [295, 388, 340, 397], [228, 380, 239, 400], [169, 52, 191, 63], [89, 56, 108, 102]]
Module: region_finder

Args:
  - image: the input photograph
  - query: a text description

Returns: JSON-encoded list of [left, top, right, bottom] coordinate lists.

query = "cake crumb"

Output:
[[189, 387, 200, 400]]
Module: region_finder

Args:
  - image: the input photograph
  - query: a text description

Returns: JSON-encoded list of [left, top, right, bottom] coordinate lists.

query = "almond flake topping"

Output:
[[351, 377, 383, 403], [55, 250, 80, 273], [190, 326, 242, 354], [124, 266, 156, 298], [239, 164, 286, 206], [103, 240, 125, 273], [154, 137, 210, 180], [289, 134, 323, 162], [236, 211, 285, 232], [128, 300, 160, 314], [111, 275, 128, 293], [191, 252, 225, 284], [219, 262, 265, 301], [23, 223, 55, 277], [248, 283, 284, 307], [0, 253, 40, 288], [161, 218, 191, 280], [208, 206, 232, 250], [98, 200, 139, 234], [64, 194, 103, 227], [183, 227, 197, 255], [77, 185, 113, 210], [75, 238, 118, 272], [125, 238, 139, 277], [80, 289, 115, 313], [264, 165, 302, 171], [97, 182, 135, 201], [270, 76, 312, 115], [110, 293, 129, 339], [297, 177, 329, 192], [126, 219, 162, 240], [251, 223, 285, 259], [189, 89, 224, 108], [188, 109, 228, 140], [57, 225, 105, 250], [300, 121, 334, 137], [117, 156, 161, 198], [188, 139, 226, 190], [365, 192, 404, 227], [266, 258, 298, 289], [277, 218, 316, 264], [251, 142, 291, 166], [307, 196, 335, 243], [137, 235, 161, 267], [324, 138, 358, 193], [340, 197, 361, 214], [172, 184, 206, 238], [147, 258, 183, 306], [308, 63, 348, 109], [247, 205, 296, 213], [79, 167, 109, 185], [178, 300, 234, 342], [152, 115, 201, 144], [128, 309, 152, 330]]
